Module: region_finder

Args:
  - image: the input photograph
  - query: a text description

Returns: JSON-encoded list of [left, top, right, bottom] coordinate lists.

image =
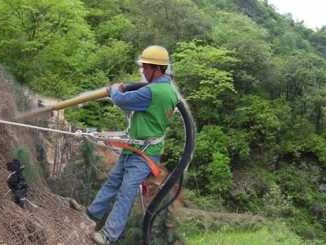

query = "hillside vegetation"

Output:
[[1, 0, 326, 243]]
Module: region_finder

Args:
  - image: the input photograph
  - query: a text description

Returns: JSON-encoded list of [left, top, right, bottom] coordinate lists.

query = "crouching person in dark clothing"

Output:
[[6, 159, 28, 208]]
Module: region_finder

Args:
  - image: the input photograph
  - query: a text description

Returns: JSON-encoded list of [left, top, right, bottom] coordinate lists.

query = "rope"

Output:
[[0, 119, 161, 176], [0, 119, 87, 137], [0, 119, 164, 146]]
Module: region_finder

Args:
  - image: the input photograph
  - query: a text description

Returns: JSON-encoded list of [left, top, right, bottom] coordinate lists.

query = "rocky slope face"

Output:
[[0, 72, 94, 244]]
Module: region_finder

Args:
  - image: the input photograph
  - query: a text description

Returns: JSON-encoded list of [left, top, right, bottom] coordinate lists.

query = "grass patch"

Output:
[[185, 222, 305, 245]]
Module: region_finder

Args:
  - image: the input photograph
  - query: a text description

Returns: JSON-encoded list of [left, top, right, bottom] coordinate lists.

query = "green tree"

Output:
[[86, 40, 134, 82], [173, 41, 238, 126], [95, 14, 135, 44], [210, 11, 272, 93], [282, 52, 326, 102], [272, 31, 312, 54], [128, 0, 211, 49], [189, 125, 232, 195], [231, 95, 281, 156], [0, 0, 96, 97], [310, 27, 326, 58], [81, 0, 124, 27]]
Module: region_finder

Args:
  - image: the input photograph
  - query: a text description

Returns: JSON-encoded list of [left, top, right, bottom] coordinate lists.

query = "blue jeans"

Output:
[[87, 153, 160, 241]]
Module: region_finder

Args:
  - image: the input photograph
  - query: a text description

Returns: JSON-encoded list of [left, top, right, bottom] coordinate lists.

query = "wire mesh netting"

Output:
[[0, 74, 95, 244], [0, 185, 95, 245]]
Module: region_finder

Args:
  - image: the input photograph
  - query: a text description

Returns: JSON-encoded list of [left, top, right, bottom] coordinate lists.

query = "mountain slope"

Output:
[[0, 72, 94, 244]]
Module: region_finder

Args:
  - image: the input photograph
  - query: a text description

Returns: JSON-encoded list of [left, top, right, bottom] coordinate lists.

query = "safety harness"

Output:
[[86, 131, 164, 177]]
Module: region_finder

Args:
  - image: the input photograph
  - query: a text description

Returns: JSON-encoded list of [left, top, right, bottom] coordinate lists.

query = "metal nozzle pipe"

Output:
[[15, 87, 109, 120]]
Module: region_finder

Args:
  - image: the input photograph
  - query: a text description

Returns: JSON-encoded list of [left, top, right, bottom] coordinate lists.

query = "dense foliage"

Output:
[[1, 0, 326, 242]]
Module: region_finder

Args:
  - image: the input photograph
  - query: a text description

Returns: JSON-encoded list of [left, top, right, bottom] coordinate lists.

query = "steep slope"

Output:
[[0, 73, 94, 244]]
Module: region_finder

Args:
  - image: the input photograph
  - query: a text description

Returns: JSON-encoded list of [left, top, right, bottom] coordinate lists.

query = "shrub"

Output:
[[262, 182, 294, 217], [207, 152, 232, 194], [11, 145, 40, 184]]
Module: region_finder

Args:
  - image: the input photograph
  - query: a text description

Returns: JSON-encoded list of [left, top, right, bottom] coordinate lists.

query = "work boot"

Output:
[[86, 209, 108, 231], [92, 231, 111, 245]]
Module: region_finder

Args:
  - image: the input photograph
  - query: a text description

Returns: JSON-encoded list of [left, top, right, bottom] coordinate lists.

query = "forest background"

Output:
[[1, 0, 326, 243]]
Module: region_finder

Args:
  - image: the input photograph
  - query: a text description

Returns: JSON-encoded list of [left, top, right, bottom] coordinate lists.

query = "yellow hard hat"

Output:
[[138, 45, 169, 65]]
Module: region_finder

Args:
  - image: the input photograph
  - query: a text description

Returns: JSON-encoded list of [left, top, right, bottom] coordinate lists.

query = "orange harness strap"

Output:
[[104, 139, 161, 177]]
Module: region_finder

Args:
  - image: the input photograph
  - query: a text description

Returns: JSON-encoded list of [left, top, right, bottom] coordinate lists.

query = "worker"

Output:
[[86, 45, 178, 244]]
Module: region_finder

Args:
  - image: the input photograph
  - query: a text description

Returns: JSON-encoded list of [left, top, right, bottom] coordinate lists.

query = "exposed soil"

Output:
[[0, 74, 95, 244]]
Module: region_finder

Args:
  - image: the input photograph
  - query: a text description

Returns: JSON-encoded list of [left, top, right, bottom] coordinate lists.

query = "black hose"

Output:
[[121, 82, 196, 245], [122, 82, 147, 92], [142, 98, 195, 244]]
